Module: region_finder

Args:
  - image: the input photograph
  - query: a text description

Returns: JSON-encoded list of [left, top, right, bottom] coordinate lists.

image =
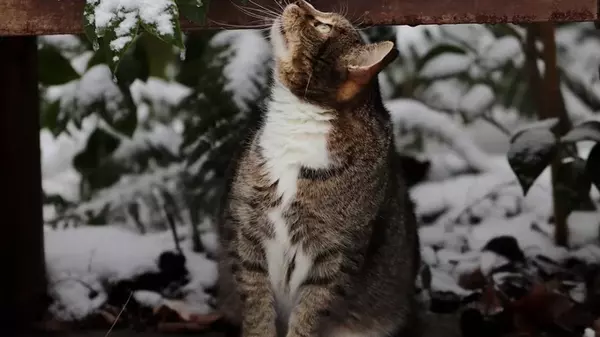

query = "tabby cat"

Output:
[[215, 1, 420, 337]]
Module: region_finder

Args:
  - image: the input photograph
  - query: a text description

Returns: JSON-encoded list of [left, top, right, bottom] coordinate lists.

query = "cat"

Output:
[[214, 1, 420, 337]]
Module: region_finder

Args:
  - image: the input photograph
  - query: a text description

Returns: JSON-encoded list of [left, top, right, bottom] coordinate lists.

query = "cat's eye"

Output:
[[314, 22, 332, 34]]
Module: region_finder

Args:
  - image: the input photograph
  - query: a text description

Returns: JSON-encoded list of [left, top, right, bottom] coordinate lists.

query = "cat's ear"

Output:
[[338, 41, 398, 101]]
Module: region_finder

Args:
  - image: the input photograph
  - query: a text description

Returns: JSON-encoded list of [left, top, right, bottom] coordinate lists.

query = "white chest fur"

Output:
[[258, 83, 334, 316]]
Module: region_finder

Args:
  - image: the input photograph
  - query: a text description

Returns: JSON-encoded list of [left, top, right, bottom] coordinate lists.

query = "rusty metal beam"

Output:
[[0, 0, 597, 36]]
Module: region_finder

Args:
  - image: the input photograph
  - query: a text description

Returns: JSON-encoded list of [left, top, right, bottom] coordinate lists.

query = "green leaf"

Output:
[[507, 124, 558, 195], [83, 1, 100, 51], [587, 142, 600, 192], [140, 0, 185, 49], [139, 33, 174, 79], [73, 127, 123, 192], [102, 14, 140, 73], [561, 120, 600, 143], [99, 92, 138, 137], [95, 81, 137, 138], [555, 157, 592, 215], [115, 36, 150, 88], [38, 45, 80, 86], [176, 0, 208, 24], [86, 49, 107, 70], [510, 118, 559, 142]]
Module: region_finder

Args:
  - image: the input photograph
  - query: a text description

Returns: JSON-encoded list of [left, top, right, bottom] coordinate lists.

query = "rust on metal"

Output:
[[0, 0, 598, 36]]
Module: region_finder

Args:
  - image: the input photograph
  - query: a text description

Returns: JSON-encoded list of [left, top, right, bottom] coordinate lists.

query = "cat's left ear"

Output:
[[338, 41, 398, 101]]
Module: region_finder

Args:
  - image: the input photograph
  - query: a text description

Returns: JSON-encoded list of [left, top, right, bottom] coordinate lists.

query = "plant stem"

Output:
[[526, 23, 572, 247]]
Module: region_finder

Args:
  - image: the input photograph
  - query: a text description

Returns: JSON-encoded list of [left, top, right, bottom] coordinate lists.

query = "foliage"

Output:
[[507, 119, 600, 217], [82, 0, 202, 73], [40, 26, 268, 241], [39, 13, 600, 246]]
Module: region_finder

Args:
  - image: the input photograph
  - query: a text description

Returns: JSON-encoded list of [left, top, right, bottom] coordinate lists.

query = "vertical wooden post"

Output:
[[0, 36, 47, 333]]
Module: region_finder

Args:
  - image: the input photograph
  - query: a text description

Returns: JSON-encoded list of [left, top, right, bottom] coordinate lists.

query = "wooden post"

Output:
[[0, 36, 47, 333]]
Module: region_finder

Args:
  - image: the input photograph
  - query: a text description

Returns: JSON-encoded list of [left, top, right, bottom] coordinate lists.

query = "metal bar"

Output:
[[0, 0, 597, 36], [0, 36, 47, 332]]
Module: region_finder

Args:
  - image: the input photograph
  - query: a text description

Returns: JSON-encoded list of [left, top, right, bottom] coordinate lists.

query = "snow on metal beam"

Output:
[[0, 0, 597, 36]]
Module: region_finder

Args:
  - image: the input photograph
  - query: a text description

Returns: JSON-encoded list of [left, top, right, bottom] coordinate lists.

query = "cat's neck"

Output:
[[266, 78, 335, 122]]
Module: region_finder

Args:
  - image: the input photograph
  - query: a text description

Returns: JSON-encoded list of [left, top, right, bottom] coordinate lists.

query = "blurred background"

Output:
[[38, 20, 600, 334]]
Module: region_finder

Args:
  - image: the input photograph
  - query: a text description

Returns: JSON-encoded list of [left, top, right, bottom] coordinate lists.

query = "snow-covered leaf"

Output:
[[38, 45, 81, 86], [114, 36, 150, 88], [139, 0, 184, 49], [59, 65, 134, 135], [511, 118, 559, 142], [176, 0, 208, 24], [459, 84, 495, 122], [561, 120, 600, 143], [507, 126, 558, 195], [210, 30, 271, 111], [84, 0, 184, 72], [418, 45, 472, 79], [480, 36, 522, 69], [418, 44, 467, 69], [387, 98, 494, 172], [556, 157, 593, 215], [83, 3, 99, 52], [97, 7, 140, 72], [587, 142, 600, 191]]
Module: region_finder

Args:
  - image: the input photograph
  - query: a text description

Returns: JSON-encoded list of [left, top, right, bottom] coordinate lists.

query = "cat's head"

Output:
[[270, 0, 398, 108]]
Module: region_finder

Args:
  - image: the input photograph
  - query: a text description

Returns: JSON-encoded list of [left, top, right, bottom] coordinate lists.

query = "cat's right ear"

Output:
[[338, 41, 399, 101]]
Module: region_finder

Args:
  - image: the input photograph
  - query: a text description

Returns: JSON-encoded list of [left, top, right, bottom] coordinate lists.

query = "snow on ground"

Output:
[[41, 97, 600, 322], [45, 224, 217, 321], [42, 149, 600, 322]]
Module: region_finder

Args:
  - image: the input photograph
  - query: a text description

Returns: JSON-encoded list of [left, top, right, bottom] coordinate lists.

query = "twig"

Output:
[[104, 291, 132, 337], [482, 114, 512, 136]]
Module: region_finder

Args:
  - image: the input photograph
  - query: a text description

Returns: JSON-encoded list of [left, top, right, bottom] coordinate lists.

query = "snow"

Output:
[[583, 328, 596, 337], [38, 19, 600, 328], [567, 211, 600, 248], [45, 225, 217, 320], [57, 64, 127, 122], [387, 98, 496, 173], [210, 30, 271, 111], [459, 84, 495, 121], [480, 36, 523, 69], [562, 119, 600, 143], [507, 126, 556, 169], [88, 0, 179, 56], [419, 53, 473, 79], [443, 24, 496, 52], [92, 0, 175, 37], [41, 116, 97, 202], [395, 25, 442, 58], [419, 78, 469, 111]]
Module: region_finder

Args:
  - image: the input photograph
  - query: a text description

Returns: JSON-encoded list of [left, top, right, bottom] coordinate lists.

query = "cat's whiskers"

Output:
[[274, 0, 285, 11], [208, 18, 272, 29], [303, 70, 313, 98], [247, 0, 282, 17], [231, 1, 278, 23], [352, 14, 374, 32]]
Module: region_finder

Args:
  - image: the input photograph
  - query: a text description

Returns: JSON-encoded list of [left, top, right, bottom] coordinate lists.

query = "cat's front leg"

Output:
[[232, 228, 277, 337], [286, 248, 355, 337]]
